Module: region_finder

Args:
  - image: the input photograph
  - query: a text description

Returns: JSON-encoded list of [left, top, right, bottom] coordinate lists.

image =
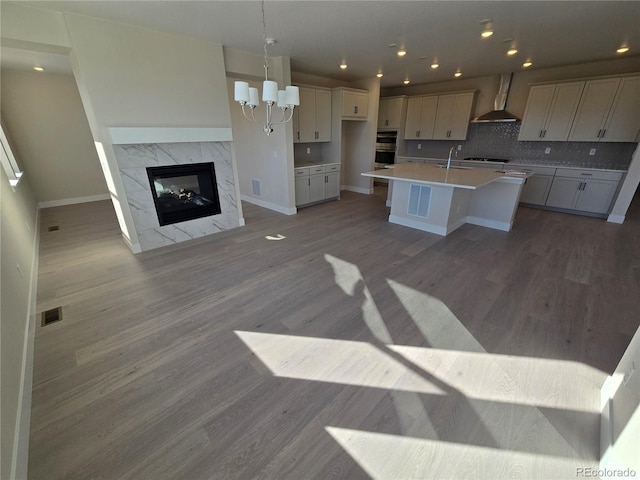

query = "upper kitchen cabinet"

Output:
[[432, 91, 475, 140], [339, 88, 369, 120], [377, 96, 406, 130], [294, 86, 332, 143], [569, 76, 640, 143], [518, 82, 584, 141], [404, 95, 438, 140]]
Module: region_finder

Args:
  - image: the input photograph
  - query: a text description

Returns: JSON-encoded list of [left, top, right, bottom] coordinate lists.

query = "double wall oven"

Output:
[[375, 131, 398, 167]]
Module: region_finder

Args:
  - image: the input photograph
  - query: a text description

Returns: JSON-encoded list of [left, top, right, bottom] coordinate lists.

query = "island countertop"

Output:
[[362, 162, 531, 189]]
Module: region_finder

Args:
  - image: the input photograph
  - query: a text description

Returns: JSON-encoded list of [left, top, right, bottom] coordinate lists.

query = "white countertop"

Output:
[[362, 162, 531, 189]]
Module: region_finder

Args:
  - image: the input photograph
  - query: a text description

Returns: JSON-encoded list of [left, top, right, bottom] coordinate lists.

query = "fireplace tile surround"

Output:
[[113, 141, 241, 252]]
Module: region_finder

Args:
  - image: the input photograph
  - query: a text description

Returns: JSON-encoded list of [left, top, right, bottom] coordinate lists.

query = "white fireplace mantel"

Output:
[[109, 127, 233, 145]]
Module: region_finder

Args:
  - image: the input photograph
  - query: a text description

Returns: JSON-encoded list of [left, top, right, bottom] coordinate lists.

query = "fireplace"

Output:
[[146, 162, 221, 226]]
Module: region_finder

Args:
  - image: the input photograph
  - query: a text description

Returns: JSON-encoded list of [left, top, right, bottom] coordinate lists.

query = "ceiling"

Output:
[[2, 1, 640, 87]]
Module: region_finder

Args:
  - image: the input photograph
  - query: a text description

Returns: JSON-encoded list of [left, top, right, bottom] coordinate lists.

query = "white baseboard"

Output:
[[389, 215, 448, 235], [607, 214, 625, 224], [466, 216, 512, 232], [39, 193, 110, 209], [122, 233, 142, 254], [11, 208, 40, 480], [240, 195, 297, 215]]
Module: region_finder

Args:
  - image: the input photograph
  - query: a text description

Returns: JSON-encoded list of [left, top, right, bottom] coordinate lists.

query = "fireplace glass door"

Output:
[[146, 162, 221, 226]]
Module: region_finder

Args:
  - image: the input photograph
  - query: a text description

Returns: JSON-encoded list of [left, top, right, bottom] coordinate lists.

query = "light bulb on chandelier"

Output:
[[233, 0, 299, 135]]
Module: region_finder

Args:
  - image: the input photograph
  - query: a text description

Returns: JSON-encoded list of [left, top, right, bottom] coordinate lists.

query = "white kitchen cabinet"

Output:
[[568, 76, 640, 143], [294, 86, 331, 143], [432, 92, 475, 140], [294, 163, 340, 206], [545, 168, 622, 214], [518, 82, 584, 141], [340, 89, 368, 120], [378, 96, 405, 130], [404, 96, 438, 140], [519, 166, 556, 205]]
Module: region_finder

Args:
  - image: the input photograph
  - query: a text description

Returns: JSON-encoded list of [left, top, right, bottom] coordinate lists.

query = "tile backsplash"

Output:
[[403, 123, 637, 170]]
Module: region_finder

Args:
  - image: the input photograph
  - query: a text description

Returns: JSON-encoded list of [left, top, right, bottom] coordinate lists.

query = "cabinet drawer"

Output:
[[324, 164, 340, 172], [309, 165, 325, 175], [295, 167, 310, 177], [555, 168, 623, 181]]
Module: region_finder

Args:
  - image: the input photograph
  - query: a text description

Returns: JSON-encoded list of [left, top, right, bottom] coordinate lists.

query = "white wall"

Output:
[[0, 69, 108, 204], [601, 326, 640, 475], [0, 162, 39, 480]]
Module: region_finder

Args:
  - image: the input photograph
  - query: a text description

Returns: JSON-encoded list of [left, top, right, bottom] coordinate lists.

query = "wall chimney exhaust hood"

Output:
[[471, 73, 520, 123]]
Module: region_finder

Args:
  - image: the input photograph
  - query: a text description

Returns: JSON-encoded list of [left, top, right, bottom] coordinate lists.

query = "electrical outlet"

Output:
[[457, 145, 462, 150], [544, 147, 551, 154], [306, 147, 311, 154], [589, 148, 596, 156], [417, 144, 422, 150]]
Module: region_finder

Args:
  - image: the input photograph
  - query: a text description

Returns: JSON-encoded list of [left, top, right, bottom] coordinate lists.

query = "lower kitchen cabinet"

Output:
[[519, 166, 556, 205], [545, 168, 622, 214], [295, 163, 340, 207]]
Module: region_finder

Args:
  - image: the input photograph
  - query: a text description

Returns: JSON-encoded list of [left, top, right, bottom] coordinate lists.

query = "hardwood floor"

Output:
[[29, 188, 640, 479]]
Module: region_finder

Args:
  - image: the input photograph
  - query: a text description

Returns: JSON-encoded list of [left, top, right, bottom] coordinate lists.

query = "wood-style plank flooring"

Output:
[[29, 187, 640, 479]]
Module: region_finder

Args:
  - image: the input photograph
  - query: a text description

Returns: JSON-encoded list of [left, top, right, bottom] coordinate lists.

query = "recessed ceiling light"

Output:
[[339, 63, 348, 70], [33, 66, 45, 72], [507, 48, 518, 56], [397, 50, 407, 57], [403, 79, 410, 85], [376, 72, 384, 78], [454, 72, 462, 78], [430, 63, 439, 69], [481, 30, 494, 38], [616, 46, 630, 54], [523, 60, 533, 68]]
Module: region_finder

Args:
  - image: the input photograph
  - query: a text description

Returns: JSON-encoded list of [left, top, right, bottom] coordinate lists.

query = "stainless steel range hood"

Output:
[[471, 73, 520, 123]]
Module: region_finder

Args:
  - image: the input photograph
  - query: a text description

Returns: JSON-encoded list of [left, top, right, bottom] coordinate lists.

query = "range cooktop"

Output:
[[464, 157, 510, 163]]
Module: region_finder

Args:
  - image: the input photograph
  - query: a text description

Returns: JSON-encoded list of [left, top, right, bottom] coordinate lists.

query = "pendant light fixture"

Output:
[[233, 0, 299, 136]]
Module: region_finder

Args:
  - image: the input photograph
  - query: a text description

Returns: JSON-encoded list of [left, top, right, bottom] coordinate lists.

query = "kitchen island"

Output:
[[362, 162, 532, 236]]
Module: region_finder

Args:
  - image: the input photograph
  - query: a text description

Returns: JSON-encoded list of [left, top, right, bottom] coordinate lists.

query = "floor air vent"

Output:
[[41, 306, 63, 326], [48, 225, 60, 232]]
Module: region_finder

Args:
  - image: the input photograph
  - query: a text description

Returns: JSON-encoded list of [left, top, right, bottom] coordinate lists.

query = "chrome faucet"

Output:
[[446, 146, 457, 169]]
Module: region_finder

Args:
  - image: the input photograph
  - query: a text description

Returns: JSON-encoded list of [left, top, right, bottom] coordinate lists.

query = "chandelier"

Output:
[[233, 0, 299, 136]]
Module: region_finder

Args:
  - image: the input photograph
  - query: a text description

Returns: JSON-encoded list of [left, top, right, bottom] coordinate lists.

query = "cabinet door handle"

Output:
[[308, 179, 310, 186], [325, 175, 328, 183], [354, 106, 358, 114], [540, 130, 544, 138], [543, 129, 547, 138], [597, 129, 602, 138], [385, 119, 389, 126], [297, 132, 300, 140], [601, 129, 607, 138], [447, 130, 451, 138], [416, 130, 420, 138], [580, 173, 593, 176]]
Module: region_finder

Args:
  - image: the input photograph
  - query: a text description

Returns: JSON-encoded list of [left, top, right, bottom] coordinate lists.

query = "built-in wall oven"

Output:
[[375, 131, 398, 166]]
